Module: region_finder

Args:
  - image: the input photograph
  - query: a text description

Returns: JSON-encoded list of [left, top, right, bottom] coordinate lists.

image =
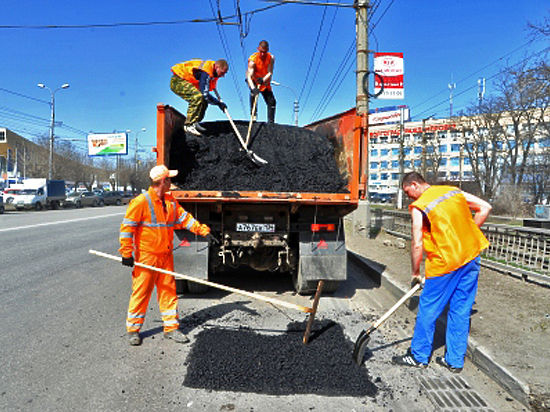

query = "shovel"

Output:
[[353, 282, 421, 365], [246, 93, 259, 146], [213, 90, 268, 166]]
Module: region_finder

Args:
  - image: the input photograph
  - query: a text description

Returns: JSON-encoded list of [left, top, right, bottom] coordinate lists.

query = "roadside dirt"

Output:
[[346, 228, 550, 410]]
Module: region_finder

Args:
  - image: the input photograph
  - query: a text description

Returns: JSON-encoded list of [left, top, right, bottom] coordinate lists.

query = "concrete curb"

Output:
[[347, 250, 532, 408]]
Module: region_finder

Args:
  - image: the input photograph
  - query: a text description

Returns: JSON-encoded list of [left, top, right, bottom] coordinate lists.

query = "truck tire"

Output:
[[35, 202, 42, 211], [187, 280, 209, 294]]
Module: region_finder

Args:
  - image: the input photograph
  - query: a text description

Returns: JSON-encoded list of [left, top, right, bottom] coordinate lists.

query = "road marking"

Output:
[[0, 212, 126, 233]]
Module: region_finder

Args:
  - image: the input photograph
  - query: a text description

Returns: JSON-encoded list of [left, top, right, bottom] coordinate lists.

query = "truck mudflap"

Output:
[[295, 229, 346, 294], [173, 230, 209, 294]]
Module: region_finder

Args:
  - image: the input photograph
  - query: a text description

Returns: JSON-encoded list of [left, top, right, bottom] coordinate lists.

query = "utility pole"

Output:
[[397, 107, 405, 209], [477, 77, 486, 111], [356, 0, 369, 201], [448, 79, 456, 118]]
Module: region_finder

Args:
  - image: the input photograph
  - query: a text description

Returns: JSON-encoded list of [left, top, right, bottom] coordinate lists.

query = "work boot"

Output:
[[391, 348, 428, 369], [163, 329, 190, 344], [435, 356, 463, 373], [183, 123, 202, 136], [128, 332, 142, 346]]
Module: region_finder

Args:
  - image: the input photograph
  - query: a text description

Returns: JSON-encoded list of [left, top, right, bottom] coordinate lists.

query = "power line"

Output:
[[209, 0, 247, 116], [0, 87, 49, 104], [415, 46, 550, 119], [0, 4, 285, 30]]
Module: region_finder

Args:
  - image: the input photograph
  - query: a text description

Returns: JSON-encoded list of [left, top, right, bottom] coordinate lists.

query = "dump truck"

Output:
[[155, 104, 365, 294]]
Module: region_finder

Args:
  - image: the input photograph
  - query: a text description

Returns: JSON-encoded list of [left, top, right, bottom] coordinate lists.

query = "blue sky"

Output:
[[0, 1, 547, 158]]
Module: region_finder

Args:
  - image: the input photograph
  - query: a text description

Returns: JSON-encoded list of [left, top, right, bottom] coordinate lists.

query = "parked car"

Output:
[[121, 191, 135, 205], [102, 191, 123, 206], [63, 191, 104, 208]]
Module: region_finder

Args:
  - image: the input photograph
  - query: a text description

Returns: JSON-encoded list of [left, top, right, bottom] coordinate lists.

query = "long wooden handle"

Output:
[[372, 283, 421, 329], [90, 249, 313, 313], [246, 94, 259, 146]]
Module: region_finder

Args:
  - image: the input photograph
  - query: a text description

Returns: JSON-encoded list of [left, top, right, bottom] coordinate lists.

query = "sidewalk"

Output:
[[345, 227, 550, 411]]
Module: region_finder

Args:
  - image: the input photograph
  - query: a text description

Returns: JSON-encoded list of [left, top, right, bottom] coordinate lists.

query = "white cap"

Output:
[[149, 165, 178, 182]]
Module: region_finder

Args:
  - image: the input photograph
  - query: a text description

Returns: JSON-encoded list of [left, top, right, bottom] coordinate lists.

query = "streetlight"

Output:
[[271, 81, 299, 126], [37, 82, 70, 180]]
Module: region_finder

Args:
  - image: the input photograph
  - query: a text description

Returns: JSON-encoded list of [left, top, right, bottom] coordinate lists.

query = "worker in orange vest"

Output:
[[171, 59, 229, 136], [392, 171, 492, 373], [119, 165, 211, 346], [246, 40, 276, 123]]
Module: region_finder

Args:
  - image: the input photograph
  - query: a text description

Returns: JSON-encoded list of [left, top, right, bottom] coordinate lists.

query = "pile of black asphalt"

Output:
[[183, 319, 378, 397], [169, 121, 349, 193]]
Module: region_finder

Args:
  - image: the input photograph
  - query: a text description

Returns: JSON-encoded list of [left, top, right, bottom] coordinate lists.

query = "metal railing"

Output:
[[377, 209, 550, 284]]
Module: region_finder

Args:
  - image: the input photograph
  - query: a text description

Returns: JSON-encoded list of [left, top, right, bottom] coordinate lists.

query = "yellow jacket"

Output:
[[410, 185, 489, 277]]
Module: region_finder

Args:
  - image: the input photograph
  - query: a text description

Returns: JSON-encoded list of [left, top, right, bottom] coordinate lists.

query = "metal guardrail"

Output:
[[377, 209, 550, 285]]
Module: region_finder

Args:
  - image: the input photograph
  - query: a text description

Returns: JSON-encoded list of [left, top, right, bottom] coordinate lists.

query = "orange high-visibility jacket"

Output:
[[410, 185, 489, 278], [249, 52, 273, 91], [119, 187, 202, 258], [171, 59, 219, 91]]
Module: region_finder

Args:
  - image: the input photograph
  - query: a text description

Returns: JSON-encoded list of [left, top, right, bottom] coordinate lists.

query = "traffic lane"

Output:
[[0, 211, 140, 410], [0, 204, 125, 232]]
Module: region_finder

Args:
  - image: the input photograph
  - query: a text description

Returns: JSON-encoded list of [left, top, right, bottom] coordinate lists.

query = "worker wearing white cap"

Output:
[[119, 165, 211, 346]]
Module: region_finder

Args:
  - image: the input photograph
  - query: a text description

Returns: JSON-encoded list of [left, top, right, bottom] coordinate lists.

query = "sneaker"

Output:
[[128, 332, 142, 346], [183, 124, 202, 136], [194, 123, 207, 133], [391, 349, 428, 369], [436, 356, 463, 373], [163, 329, 190, 344]]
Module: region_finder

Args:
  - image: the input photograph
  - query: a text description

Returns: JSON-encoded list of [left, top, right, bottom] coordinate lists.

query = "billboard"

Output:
[[369, 106, 410, 125], [374, 52, 404, 100], [87, 132, 128, 156]]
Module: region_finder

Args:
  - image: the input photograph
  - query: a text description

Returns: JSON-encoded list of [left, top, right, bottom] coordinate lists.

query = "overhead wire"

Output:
[[414, 46, 550, 119], [208, 0, 247, 117], [300, 1, 342, 114]]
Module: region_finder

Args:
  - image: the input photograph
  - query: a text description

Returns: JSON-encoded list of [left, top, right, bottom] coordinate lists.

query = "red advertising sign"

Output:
[[374, 52, 404, 100]]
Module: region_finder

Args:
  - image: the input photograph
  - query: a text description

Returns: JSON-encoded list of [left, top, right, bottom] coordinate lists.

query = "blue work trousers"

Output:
[[411, 256, 480, 368]]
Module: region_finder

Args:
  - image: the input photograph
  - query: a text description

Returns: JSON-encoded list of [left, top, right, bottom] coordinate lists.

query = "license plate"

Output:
[[236, 223, 275, 233]]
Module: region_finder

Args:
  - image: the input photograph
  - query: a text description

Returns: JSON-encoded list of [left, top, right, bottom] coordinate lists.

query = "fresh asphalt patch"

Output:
[[183, 319, 378, 397]]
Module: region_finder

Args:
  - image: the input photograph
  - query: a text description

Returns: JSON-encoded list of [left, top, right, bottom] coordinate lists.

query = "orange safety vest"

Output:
[[249, 52, 273, 91], [171, 59, 219, 91], [119, 187, 201, 257], [410, 185, 489, 278]]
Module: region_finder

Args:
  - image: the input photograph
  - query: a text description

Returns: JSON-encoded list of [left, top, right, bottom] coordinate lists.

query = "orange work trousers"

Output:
[[126, 252, 179, 333]]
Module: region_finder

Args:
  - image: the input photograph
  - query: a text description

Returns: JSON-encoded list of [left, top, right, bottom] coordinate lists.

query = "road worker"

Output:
[[246, 40, 276, 123], [392, 171, 492, 373], [170, 59, 229, 136], [119, 165, 211, 346]]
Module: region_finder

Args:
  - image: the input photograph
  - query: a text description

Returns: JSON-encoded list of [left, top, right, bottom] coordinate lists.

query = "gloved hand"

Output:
[[197, 223, 211, 237], [217, 101, 227, 112], [206, 233, 220, 245], [411, 274, 424, 289], [256, 77, 264, 85], [122, 256, 134, 267], [251, 87, 261, 97]]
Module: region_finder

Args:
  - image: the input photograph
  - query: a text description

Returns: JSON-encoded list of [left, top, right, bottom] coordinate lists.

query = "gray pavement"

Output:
[[345, 223, 550, 411]]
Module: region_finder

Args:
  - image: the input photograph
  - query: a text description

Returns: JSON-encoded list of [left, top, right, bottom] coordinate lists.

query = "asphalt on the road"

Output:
[[169, 121, 349, 193]]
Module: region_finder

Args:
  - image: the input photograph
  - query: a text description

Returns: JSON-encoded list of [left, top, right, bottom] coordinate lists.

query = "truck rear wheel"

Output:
[[292, 270, 316, 295], [175, 279, 187, 294], [187, 280, 209, 294]]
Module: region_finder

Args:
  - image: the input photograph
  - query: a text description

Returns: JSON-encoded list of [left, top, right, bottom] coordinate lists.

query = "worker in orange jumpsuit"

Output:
[[119, 165, 211, 346], [392, 172, 491, 372], [246, 40, 276, 123]]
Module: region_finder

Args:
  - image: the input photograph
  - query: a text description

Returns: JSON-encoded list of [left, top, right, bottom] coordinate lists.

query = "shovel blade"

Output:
[[353, 328, 373, 365], [247, 150, 268, 165]]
